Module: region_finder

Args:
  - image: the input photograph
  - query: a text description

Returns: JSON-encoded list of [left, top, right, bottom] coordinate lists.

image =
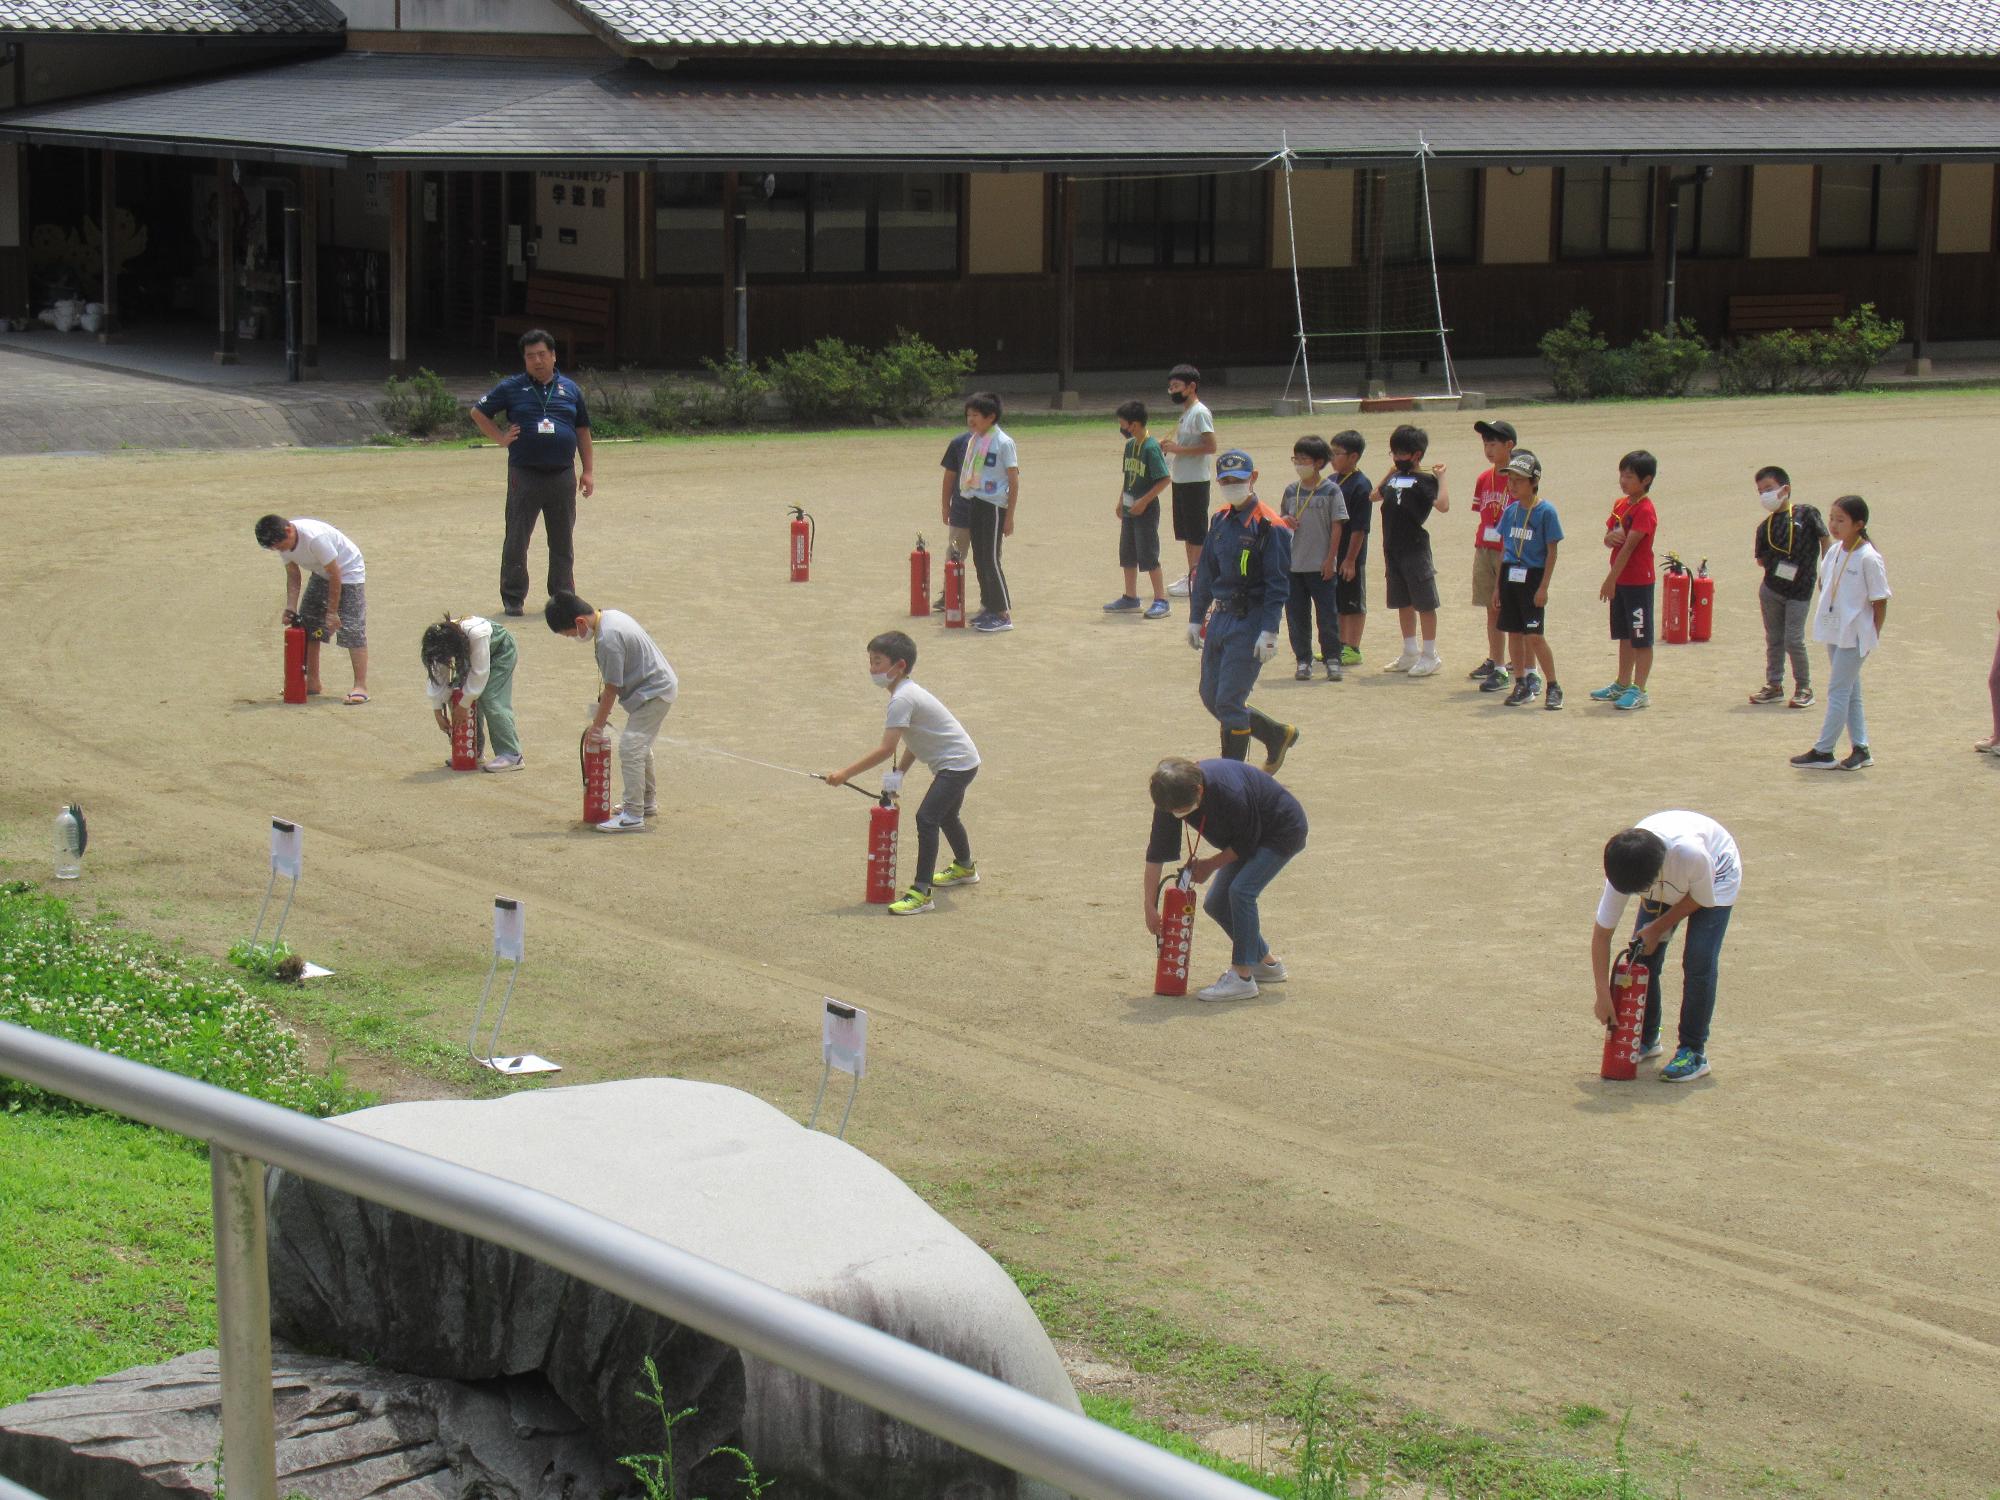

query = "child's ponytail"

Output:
[[1831, 494, 1872, 545]]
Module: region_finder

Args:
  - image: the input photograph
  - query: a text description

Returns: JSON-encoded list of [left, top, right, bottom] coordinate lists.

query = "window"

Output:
[[657, 173, 960, 279], [1073, 172, 1265, 269], [1355, 166, 1477, 264], [1818, 164, 1922, 254], [1560, 167, 1653, 258], [1672, 166, 1746, 258], [654, 172, 724, 275]]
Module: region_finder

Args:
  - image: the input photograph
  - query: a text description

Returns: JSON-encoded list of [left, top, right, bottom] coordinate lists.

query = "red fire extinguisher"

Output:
[[1662, 554, 1691, 644], [943, 548, 966, 629], [1689, 558, 1715, 643], [789, 505, 815, 583], [910, 535, 932, 617], [1601, 937, 1649, 1080], [580, 726, 612, 824], [449, 691, 481, 772], [282, 622, 308, 704], [1154, 867, 1197, 996], [866, 791, 900, 904]]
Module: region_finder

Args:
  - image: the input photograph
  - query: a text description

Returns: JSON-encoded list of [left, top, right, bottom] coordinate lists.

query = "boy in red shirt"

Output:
[[1592, 450, 1659, 710], [1468, 419, 1516, 687]]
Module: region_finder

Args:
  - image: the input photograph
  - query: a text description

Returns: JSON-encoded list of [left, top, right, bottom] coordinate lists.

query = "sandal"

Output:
[[1977, 737, 2000, 755], [343, 690, 371, 706]]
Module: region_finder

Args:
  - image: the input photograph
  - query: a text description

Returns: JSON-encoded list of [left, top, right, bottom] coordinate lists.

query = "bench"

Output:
[[492, 274, 617, 364], [1726, 292, 1845, 336]]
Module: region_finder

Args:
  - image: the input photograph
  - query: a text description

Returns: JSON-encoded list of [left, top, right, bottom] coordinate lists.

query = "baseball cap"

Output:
[[1474, 419, 1519, 444], [1216, 449, 1255, 484], [1502, 449, 1542, 480]]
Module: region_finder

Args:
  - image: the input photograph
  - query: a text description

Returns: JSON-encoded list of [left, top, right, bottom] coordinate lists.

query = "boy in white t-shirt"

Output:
[[1159, 362, 1217, 595], [825, 630, 982, 916], [1590, 810, 1742, 1083], [255, 513, 369, 703]]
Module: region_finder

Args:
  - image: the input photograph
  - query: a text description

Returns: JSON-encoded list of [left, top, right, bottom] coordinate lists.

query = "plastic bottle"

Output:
[[53, 803, 86, 880]]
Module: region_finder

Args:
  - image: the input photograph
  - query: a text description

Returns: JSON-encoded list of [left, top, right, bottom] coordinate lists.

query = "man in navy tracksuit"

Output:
[[1189, 448, 1298, 770], [470, 329, 596, 618]]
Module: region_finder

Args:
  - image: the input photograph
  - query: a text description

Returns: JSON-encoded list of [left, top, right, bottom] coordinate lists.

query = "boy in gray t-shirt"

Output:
[[545, 590, 677, 832], [1278, 436, 1349, 680]]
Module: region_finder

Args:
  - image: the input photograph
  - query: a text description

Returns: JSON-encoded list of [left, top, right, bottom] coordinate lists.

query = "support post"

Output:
[[1908, 163, 1938, 375], [388, 168, 409, 376], [282, 188, 300, 382], [214, 159, 238, 364], [97, 148, 117, 342], [300, 166, 319, 377], [732, 178, 749, 365], [211, 1147, 277, 1500], [1054, 173, 1078, 409], [1362, 167, 1386, 397], [720, 169, 739, 360]]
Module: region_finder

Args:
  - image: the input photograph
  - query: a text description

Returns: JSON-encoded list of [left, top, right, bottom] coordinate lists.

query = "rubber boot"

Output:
[[1246, 706, 1286, 755], [1220, 724, 1252, 760]]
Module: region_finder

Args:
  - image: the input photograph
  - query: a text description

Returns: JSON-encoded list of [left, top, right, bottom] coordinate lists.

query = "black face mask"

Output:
[[1394, 457, 1416, 474], [1168, 390, 1187, 405]]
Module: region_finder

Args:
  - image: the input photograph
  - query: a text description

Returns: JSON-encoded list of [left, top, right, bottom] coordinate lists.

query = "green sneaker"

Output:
[[1589, 681, 1628, 701], [1660, 1047, 1710, 1082], [932, 861, 979, 888], [888, 887, 935, 916], [1339, 645, 1361, 666]]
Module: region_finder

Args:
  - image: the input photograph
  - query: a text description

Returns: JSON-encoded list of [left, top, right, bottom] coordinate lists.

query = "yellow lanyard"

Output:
[[1823, 544, 1858, 612], [1764, 506, 1796, 556]]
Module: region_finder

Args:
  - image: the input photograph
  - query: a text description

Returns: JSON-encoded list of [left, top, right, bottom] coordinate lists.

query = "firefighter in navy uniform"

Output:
[[1188, 449, 1300, 769]]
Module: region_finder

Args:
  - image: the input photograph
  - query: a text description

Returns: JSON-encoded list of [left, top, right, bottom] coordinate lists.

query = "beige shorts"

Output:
[[1471, 548, 1503, 608]]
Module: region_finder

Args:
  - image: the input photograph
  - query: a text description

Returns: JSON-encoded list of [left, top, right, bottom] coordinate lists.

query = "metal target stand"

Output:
[[469, 897, 559, 1076], [250, 818, 302, 949], [807, 999, 867, 1139]]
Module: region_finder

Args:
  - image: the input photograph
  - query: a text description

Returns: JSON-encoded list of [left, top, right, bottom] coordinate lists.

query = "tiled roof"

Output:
[[564, 0, 2000, 59], [4, 54, 2000, 165], [0, 0, 342, 36]]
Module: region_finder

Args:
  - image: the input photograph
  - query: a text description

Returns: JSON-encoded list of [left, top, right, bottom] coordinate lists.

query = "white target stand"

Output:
[[807, 998, 866, 1139], [469, 897, 560, 1076], [249, 817, 331, 979]]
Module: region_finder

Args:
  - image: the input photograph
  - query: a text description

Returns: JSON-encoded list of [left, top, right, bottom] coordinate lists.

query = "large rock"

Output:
[[267, 1078, 1080, 1500], [0, 1348, 626, 1500]]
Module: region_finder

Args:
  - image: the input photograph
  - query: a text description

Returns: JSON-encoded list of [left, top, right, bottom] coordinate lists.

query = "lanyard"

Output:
[[1182, 814, 1207, 866], [532, 375, 561, 419], [1823, 543, 1858, 612], [1764, 506, 1796, 556], [960, 430, 994, 493]]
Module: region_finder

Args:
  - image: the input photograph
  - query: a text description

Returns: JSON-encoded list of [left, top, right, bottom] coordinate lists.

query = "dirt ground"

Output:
[[3, 393, 1997, 1498]]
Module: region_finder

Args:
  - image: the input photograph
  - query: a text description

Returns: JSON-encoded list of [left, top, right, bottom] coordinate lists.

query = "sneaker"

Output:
[[1468, 658, 1499, 681], [1840, 745, 1873, 770], [1523, 672, 1544, 702], [1339, 645, 1362, 667], [1503, 677, 1532, 707], [968, 611, 994, 629], [1614, 686, 1649, 711], [1251, 956, 1288, 983], [1789, 688, 1816, 709], [1382, 652, 1418, 673], [888, 887, 935, 915], [974, 615, 1014, 633], [1144, 599, 1172, 620], [1639, 1039, 1665, 1061], [480, 753, 525, 773], [1103, 595, 1141, 613], [1324, 660, 1342, 682], [1168, 575, 1192, 597], [1263, 723, 1300, 774], [1479, 666, 1513, 694], [1544, 681, 1565, 711], [934, 593, 947, 612], [1196, 969, 1259, 1002], [595, 812, 646, 833], [502, 605, 526, 618], [1590, 681, 1628, 701], [932, 861, 979, 887], [1295, 661, 1313, 681], [1790, 748, 1838, 769], [1749, 683, 1785, 705], [1660, 1047, 1710, 1083], [1406, 654, 1443, 678], [643, 806, 659, 819]]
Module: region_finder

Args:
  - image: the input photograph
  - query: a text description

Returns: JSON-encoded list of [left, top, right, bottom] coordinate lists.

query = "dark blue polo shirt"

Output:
[[1146, 758, 1308, 864], [475, 372, 591, 471]]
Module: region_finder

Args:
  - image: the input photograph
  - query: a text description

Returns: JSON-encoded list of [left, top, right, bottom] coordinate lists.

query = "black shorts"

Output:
[[1610, 583, 1655, 644], [1333, 542, 1367, 615], [1383, 549, 1440, 613], [1118, 502, 1162, 571], [1171, 482, 1212, 544], [1497, 566, 1547, 635]]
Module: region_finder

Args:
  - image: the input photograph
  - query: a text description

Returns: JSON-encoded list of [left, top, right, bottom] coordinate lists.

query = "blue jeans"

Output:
[[1204, 845, 1294, 968], [1635, 898, 1732, 1052], [1814, 644, 1868, 753], [1198, 611, 1266, 730]]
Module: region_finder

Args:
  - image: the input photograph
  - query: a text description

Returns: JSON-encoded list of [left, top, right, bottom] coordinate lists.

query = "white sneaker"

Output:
[[595, 812, 646, 833], [1382, 652, 1418, 673], [481, 753, 525, 773], [1251, 956, 1288, 983], [1168, 575, 1191, 597], [1196, 969, 1260, 1002], [1406, 654, 1443, 678]]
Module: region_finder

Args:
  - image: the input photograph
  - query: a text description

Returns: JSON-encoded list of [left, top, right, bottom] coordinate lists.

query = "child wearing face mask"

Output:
[[1279, 435, 1348, 681], [825, 630, 982, 916], [1748, 465, 1829, 708], [1370, 423, 1450, 676], [1105, 399, 1172, 618], [544, 590, 677, 832]]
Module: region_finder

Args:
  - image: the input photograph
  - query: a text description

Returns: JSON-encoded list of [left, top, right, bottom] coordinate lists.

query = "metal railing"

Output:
[[0, 1021, 1263, 1500]]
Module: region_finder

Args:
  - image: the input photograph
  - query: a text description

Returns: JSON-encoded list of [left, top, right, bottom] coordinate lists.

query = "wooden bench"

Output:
[[1726, 292, 1845, 336], [492, 275, 617, 364]]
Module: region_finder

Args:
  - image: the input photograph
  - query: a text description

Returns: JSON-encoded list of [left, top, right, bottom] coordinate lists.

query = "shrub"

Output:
[[765, 331, 975, 424], [1717, 303, 1903, 396], [765, 336, 874, 423], [378, 368, 460, 437], [570, 366, 652, 439], [1626, 320, 1713, 398], [651, 358, 774, 431], [861, 329, 978, 422], [1537, 310, 1616, 401]]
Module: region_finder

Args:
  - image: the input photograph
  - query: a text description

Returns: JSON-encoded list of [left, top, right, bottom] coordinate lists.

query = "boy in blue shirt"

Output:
[[1104, 400, 1172, 618], [1488, 449, 1565, 709]]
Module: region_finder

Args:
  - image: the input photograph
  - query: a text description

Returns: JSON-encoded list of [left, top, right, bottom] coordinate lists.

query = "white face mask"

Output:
[[1759, 487, 1787, 513], [1293, 463, 1319, 483], [573, 624, 594, 643], [870, 670, 896, 689], [427, 661, 453, 687]]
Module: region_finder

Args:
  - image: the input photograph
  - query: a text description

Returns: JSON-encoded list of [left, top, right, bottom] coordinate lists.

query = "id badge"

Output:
[[1483, 526, 1502, 544], [1508, 565, 1529, 583], [1774, 561, 1799, 581], [536, 418, 556, 435]]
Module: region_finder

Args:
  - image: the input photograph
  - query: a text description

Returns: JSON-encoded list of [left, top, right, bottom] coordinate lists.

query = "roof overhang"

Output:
[[4, 52, 1999, 171]]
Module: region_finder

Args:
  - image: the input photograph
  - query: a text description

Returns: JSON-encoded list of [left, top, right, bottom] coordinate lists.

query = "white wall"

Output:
[[335, 0, 588, 32], [534, 170, 623, 278]]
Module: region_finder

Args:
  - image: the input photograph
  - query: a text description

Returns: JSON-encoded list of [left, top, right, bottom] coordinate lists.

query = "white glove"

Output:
[[1253, 631, 1279, 663], [881, 769, 904, 794], [1187, 621, 1204, 651]]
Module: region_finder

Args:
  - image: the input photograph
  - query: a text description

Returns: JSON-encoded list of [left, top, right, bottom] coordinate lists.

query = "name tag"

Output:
[[1508, 566, 1529, 583], [536, 418, 556, 435], [1774, 561, 1799, 581], [1483, 526, 1502, 543]]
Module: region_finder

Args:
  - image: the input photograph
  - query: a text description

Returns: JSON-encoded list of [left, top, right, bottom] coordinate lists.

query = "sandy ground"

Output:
[[3, 394, 1997, 1498]]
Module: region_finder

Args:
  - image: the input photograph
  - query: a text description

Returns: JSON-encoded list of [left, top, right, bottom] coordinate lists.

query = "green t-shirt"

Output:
[[1122, 435, 1170, 502]]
